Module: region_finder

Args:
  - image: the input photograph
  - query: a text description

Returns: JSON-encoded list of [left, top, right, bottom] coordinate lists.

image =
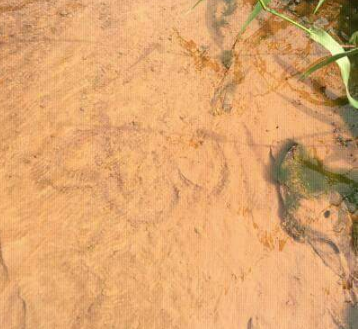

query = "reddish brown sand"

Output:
[[0, 0, 357, 328]]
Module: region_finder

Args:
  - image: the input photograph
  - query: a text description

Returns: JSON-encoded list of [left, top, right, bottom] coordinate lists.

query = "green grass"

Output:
[[240, 0, 358, 109], [314, 0, 327, 14], [188, 0, 358, 109]]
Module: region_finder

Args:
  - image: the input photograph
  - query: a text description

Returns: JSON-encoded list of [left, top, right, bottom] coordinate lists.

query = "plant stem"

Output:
[[257, 0, 311, 34]]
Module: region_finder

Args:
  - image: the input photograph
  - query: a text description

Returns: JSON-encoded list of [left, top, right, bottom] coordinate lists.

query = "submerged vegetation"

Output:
[[241, 0, 358, 254], [273, 142, 358, 258], [274, 142, 358, 217], [241, 0, 358, 108], [242, 0, 358, 251], [276, 143, 358, 206], [189, 0, 358, 255], [191, 0, 358, 109]]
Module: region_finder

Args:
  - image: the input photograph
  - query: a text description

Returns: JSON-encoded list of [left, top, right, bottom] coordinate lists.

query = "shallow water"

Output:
[[0, 0, 357, 328]]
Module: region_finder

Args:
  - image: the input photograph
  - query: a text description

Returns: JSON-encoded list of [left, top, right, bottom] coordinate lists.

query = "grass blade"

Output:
[[239, 0, 271, 35], [314, 0, 327, 14], [349, 31, 358, 46], [186, 0, 206, 14], [309, 27, 358, 108], [238, 0, 358, 108], [302, 48, 358, 79]]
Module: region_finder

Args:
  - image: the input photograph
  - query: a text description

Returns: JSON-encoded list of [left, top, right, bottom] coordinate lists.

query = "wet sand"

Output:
[[0, 0, 357, 328]]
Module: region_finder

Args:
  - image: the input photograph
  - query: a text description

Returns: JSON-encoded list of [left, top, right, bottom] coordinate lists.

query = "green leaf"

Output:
[[237, 0, 358, 109], [309, 27, 358, 108], [314, 0, 327, 14], [302, 48, 358, 79], [350, 31, 358, 46], [239, 0, 272, 35]]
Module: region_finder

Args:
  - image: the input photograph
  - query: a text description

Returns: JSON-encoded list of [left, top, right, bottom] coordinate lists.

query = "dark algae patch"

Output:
[[273, 2, 358, 323], [220, 49, 233, 69], [272, 142, 358, 310], [273, 141, 358, 244], [222, 0, 237, 17], [206, 0, 238, 48], [352, 218, 358, 255]]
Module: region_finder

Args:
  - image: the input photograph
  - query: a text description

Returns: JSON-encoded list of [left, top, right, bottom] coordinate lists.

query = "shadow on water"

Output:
[[337, 106, 358, 138], [338, 0, 358, 140], [339, 1, 358, 326], [345, 304, 358, 329], [254, 0, 358, 326], [276, 0, 358, 142], [270, 141, 358, 234], [270, 140, 358, 327], [206, 0, 238, 50]]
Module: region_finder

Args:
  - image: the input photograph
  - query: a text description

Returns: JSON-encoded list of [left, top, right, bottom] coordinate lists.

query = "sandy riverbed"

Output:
[[0, 0, 357, 328]]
